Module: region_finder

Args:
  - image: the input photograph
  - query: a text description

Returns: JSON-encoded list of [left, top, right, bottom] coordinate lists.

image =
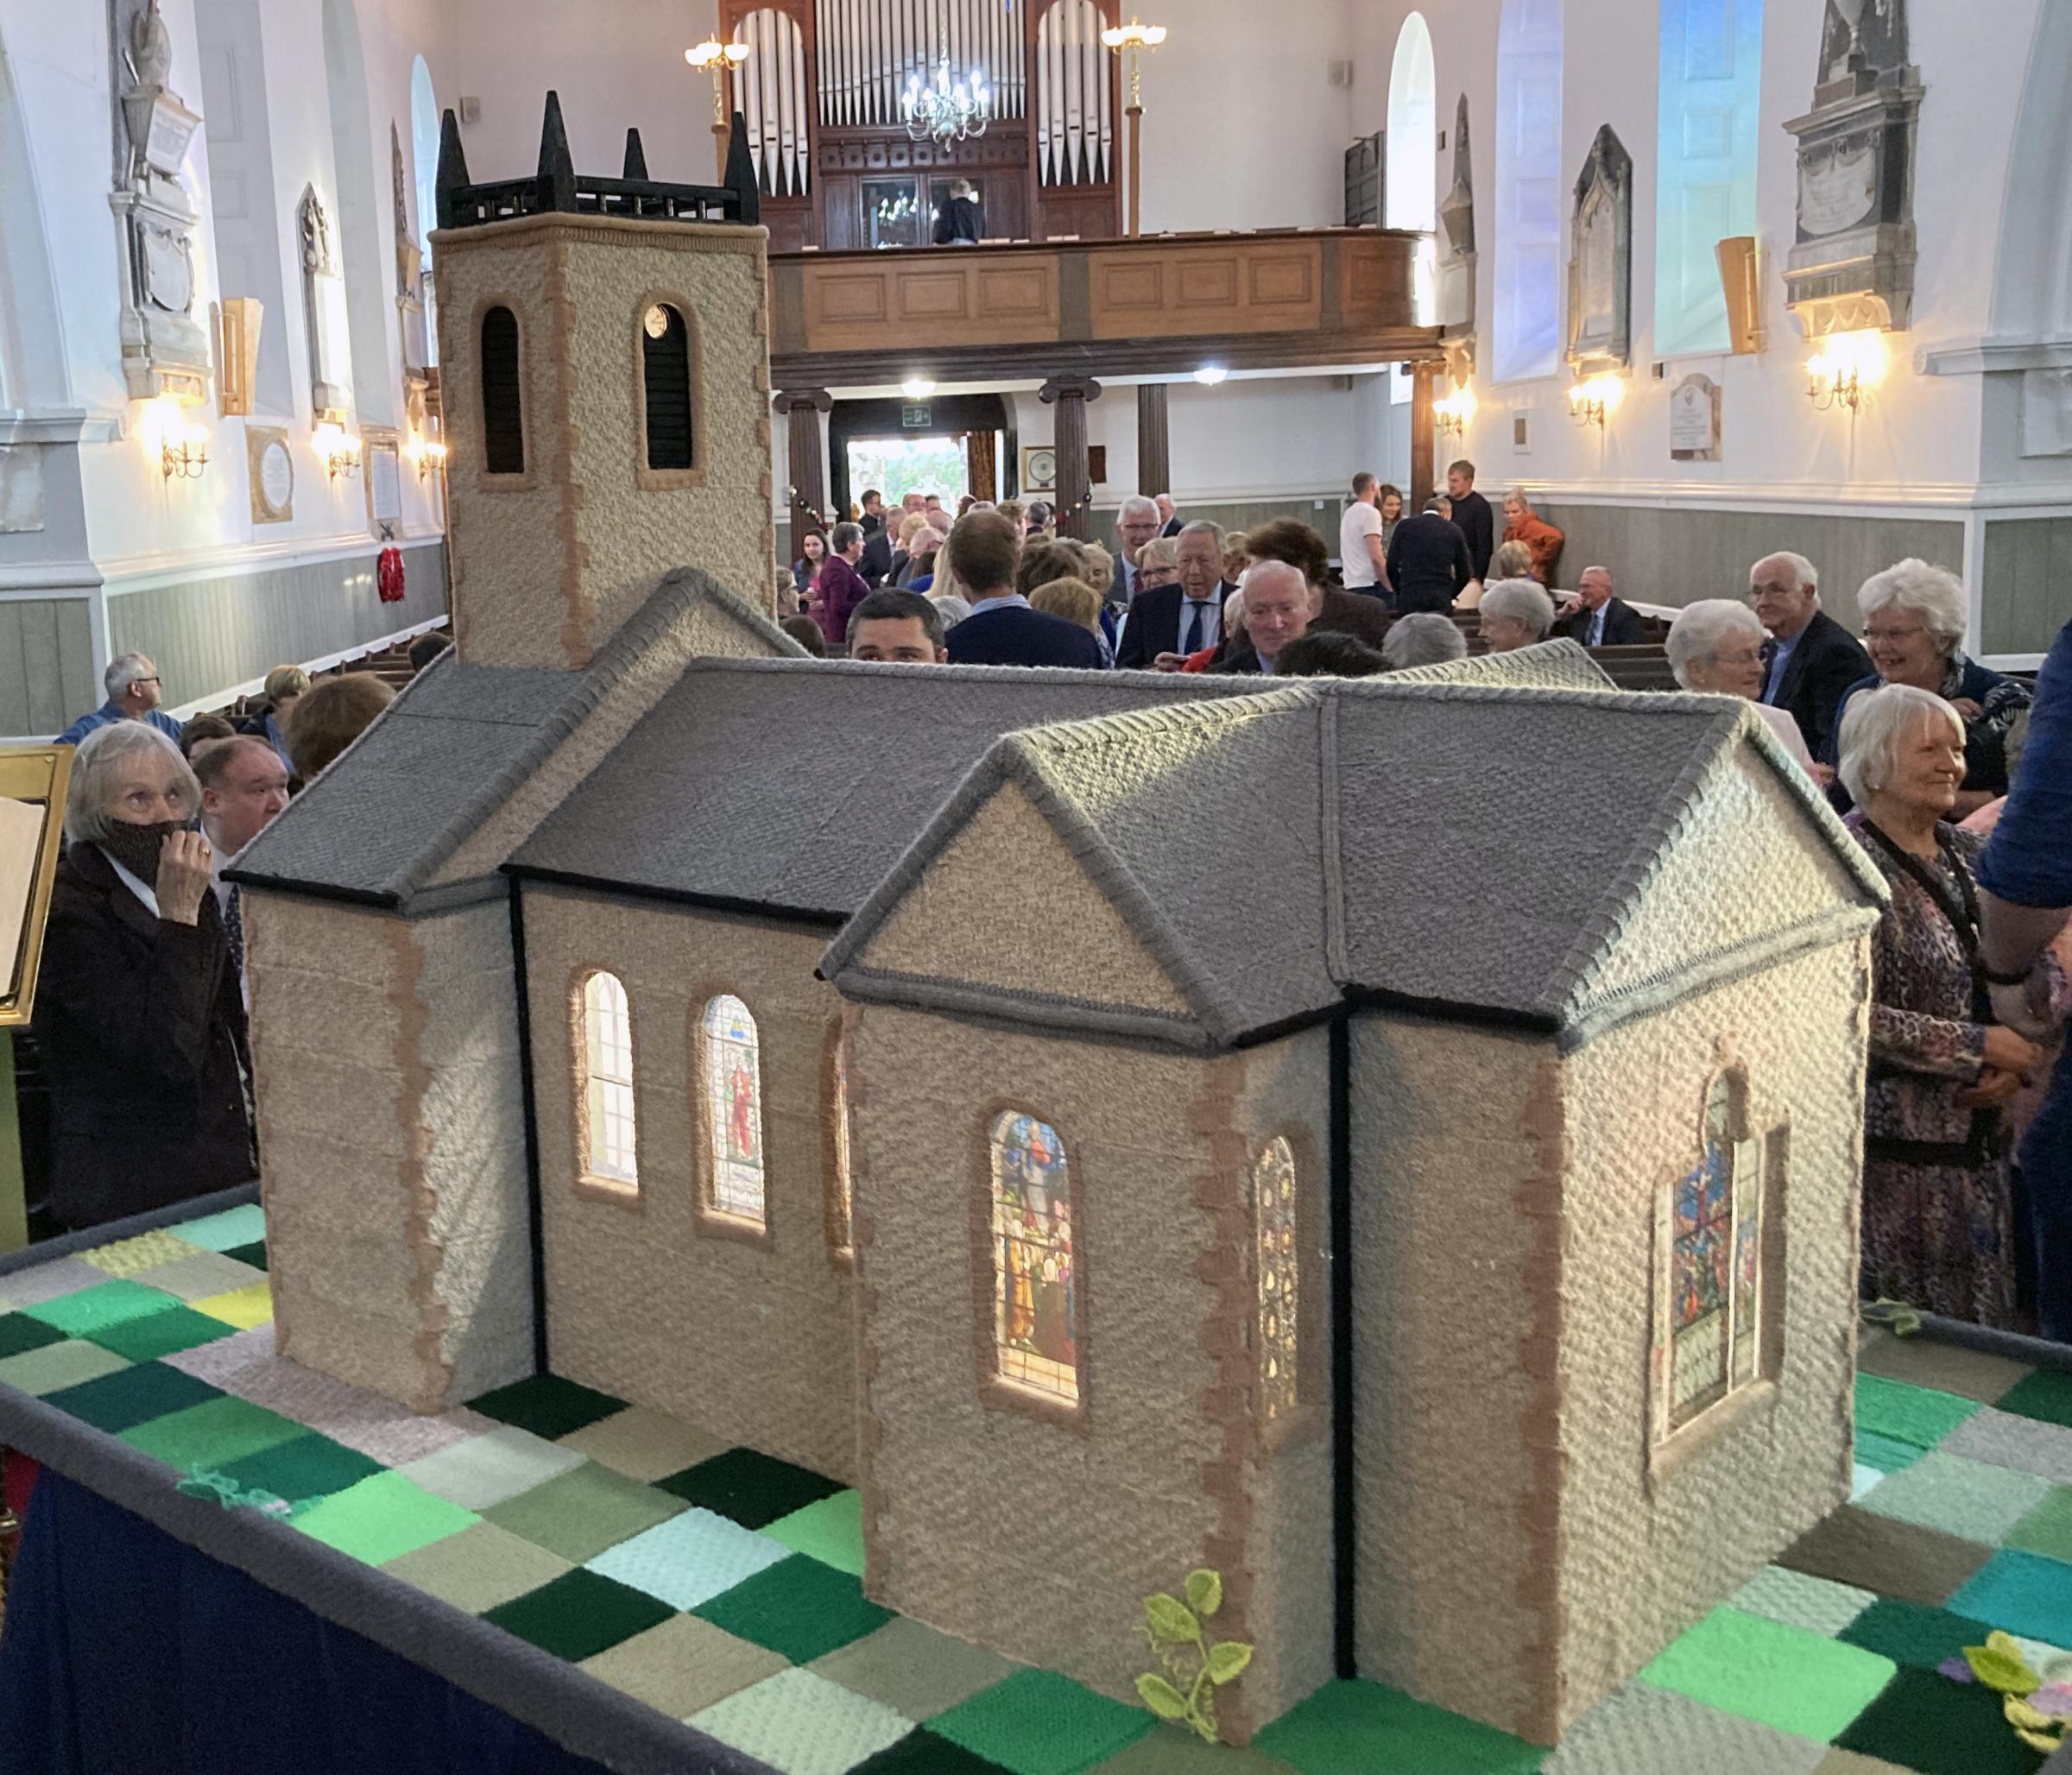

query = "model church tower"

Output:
[[433, 95, 775, 668]]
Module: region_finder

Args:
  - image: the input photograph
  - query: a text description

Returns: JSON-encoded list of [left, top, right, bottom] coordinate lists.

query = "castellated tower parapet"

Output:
[[431, 93, 774, 670]]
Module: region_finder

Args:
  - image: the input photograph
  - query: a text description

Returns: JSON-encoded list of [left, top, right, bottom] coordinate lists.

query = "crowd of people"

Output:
[[22, 480, 2072, 1349]]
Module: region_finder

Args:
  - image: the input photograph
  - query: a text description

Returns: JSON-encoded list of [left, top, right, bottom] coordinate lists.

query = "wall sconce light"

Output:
[[1192, 364, 1228, 386], [314, 420, 363, 480], [405, 433, 448, 478], [1805, 329, 1887, 414], [1433, 382, 1478, 439], [1568, 375, 1624, 430], [140, 395, 209, 482]]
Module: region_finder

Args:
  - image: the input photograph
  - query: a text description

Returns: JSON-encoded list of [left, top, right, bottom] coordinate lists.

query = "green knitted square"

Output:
[[0, 1340, 130, 1397], [222, 1241, 268, 1272], [88, 1304, 240, 1362], [481, 1461, 685, 1563], [1835, 1664, 2042, 1775], [2007, 1487, 2072, 1563], [1252, 1679, 1545, 1775], [1854, 1431, 1929, 1475], [22, 1279, 181, 1338], [1639, 1606, 1897, 1742], [120, 1395, 307, 1471], [293, 1470, 478, 1565], [216, 1433, 384, 1505], [694, 1553, 896, 1664], [1838, 1597, 1993, 1670], [1992, 1368, 2072, 1430], [928, 1671, 1157, 1775], [761, 1488, 865, 1576], [465, 1374, 625, 1440], [480, 1567, 674, 1662], [0, 1312, 66, 1361], [1854, 1375, 1982, 1450], [41, 1360, 223, 1432], [658, 1445, 847, 1530]]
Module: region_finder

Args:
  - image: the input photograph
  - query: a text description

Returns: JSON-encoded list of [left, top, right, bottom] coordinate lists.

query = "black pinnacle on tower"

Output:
[[435, 91, 761, 233]]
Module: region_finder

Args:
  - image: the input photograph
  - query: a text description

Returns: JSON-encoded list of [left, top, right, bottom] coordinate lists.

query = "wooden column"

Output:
[[1409, 360, 1440, 510], [1136, 382, 1171, 500], [774, 388, 833, 527], [1041, 376, 1102, 539]]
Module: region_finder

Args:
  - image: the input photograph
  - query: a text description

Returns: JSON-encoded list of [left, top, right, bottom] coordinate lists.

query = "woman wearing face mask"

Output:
[[1827, 559, 2032, 819], [30, 722, 254, 1229]]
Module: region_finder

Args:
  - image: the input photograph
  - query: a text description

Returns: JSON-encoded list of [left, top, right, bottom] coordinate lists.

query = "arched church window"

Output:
[[641, 302, 694, 471], [1386, 14, 1438, 329], [828, 1030, 854, 1260], [988, 1111, 1079, 1405], [1254, 1137, 1300, 1424], [1654, 0, 1763, 357], [701, 995, 767, 1228], [578, 971, 637, 1191], [480, 305, 524, 474], [1493, 0, 1565, 382]]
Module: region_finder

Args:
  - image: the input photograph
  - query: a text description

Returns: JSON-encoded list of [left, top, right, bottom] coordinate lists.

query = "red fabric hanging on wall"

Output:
[[376, 546, 406, 603]]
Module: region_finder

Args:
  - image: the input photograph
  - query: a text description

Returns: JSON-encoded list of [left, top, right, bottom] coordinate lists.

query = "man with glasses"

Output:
[[55, 653, 185, 749], [1747, 552, 1871, 761]]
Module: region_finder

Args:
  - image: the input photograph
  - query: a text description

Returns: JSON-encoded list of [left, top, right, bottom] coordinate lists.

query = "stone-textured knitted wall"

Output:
[[525, 888, 858, 1481], [248, 894, 533, 1412], [1551, 939, 1864, 1733], [850, 1001, 1323, 1723], [1349, 1015, 1557, 1736], [434, 215, 774, 672]]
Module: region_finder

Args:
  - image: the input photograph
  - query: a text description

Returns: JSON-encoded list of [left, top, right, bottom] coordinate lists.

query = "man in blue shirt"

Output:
[[944, 511, 1103, 670], [1980, 616, 2072, 1336], [55, 653, 185, 749]]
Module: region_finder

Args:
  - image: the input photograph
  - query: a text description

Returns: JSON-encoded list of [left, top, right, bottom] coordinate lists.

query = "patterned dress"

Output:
[[1854, 821, 2018, 1325]]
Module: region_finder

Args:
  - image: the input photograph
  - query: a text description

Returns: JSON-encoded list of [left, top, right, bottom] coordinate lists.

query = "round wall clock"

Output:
[[1025, 445, 1057, 494]]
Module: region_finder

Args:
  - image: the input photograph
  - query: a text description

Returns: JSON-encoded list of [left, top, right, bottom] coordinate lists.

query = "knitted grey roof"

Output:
[[824, 680, 1890, 1051], [509, 658, 1273, 919], [1387, 635, 1613, 690], [229, 572, 802, 905]]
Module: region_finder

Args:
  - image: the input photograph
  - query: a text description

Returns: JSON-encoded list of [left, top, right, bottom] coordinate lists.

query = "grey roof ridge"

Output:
[[668, 652, 1267, 691], [827, 963, 1217, 1052], [383, 566, 796, 902], [1317, 685, 1351, 982], [1545, 698, 1891, 1026]]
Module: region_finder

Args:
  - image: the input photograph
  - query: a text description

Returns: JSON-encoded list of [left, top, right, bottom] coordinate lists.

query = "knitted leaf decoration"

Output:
[[1185, 1569, 1222, 1618], [1136, 1569, 1253, 1746], [1967, 1632, 2042, 1696], [1206, 1640, 1254, 1685], [1145, 1595, 1200, 1645], [1136, 1675, 1190, 1721]]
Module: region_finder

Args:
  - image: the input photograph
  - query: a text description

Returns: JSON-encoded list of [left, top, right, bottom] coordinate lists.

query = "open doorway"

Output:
[[827, 394, 1015, 521], [845, 434, 975, 508]]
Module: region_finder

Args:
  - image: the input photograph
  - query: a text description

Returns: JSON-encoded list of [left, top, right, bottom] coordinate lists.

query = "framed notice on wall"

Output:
[[363, 428, 402, 532], [0, 746, 73, 1027], [1021, 445, 1057, 495]]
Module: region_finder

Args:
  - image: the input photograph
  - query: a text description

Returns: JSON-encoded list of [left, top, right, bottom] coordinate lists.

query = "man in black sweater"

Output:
[[1384, 497, 1474, 614], [1446, 459, 1495, 584]]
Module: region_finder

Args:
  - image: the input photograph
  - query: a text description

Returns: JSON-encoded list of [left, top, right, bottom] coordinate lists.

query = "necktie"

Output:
[[1182, 599, 1208, 655], [225, 883, 245, 977], [1589, 609, 1605, 647]]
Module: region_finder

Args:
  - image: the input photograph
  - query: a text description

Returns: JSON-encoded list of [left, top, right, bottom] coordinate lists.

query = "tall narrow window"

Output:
[[829, 1037, 854, 1260], [1657, 1070, 1766, 1437], [1493, 0, 1565, 382], [641, 303, 693, 471], [579, 972, 637, 1190], [702, 995, 766, 1228], [989, 1112, 1078, 1405], [1386, 14, 1438, 328], [481, 305, 524, 474], [1654, 0, 1763, 357], [1253, 1138, 1300, 1424]]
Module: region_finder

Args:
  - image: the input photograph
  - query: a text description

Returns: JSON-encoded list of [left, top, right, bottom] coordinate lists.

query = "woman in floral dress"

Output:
[[1840, 684, 2064, 1325]]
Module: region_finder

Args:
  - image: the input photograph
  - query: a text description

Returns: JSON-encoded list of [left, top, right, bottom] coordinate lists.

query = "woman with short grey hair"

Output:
[[1380, 611, 1468, 670], [1666, 598, 1816, 774], [1836, 681, 2065, 1325], [34, 722, 253, 1229], [1826, 559, 2031, 817], [1478, 578, 1555, 653]]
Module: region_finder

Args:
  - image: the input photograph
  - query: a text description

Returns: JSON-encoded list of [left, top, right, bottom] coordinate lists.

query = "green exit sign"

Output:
[[901, 402, 932, 428]]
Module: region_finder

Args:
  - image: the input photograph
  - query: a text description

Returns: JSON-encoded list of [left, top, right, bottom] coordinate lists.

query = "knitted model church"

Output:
[[231, 99, 1891, 1749]]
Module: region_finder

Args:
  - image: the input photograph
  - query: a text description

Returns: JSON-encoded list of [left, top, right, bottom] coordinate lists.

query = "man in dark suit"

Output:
[[1155, 494, 1183, 538], [1748, 551, 1873, 762], [1115, 521, 1226, 669], [1446, 459, 1495, 584], [944, 510, 1104, 669], [1243, 517, 1392, 651], [858, 498, 894, 584], [1553, 565, 1647, 647], [1109, 495, 1163, 609], [1384, 497, 1474, 613]]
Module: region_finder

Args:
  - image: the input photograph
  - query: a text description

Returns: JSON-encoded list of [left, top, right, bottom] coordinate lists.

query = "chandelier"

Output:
[[901, 26, 991, 147]]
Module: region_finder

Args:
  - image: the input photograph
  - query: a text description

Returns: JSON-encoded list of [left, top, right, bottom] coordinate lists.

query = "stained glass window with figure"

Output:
[[1663, 1071, 1764, 1432], [1254, 1138, 1300, 1424], [989, 1112, 1078, 1404], [702, 995, 766, 1227]]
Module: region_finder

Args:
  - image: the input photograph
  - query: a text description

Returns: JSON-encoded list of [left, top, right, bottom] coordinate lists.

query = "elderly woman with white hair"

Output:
[[1478, 578, 1557, 654], [1381, 612, 1468, 670], [1827, 559, 2032, 818], [28, 723, 254, 1229], [1666, 599, 1818, 775], [1839, 683, 2065, 1325]]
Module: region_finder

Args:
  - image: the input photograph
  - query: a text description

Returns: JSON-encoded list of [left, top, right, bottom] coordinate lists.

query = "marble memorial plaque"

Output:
[[248, 426, 294, 524], [1670, 374, 1721, 462]]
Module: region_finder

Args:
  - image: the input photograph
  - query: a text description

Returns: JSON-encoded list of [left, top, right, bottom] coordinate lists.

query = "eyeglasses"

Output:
[[1862, 624, 1926, 643]]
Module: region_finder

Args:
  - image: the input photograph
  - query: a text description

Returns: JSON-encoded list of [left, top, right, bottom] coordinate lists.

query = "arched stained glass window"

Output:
[[480, 305, 524, 474], [1654, 0, 1763, 358], [1254, 1139, 1299, 1424], [702, 995, 766, 1227], [1493, 0, 1564, 382], [830, 1038, 854, 1259], [989, 1112, 1078, 1404], [1664, 1071, 1764, 1431], [579, 971, 637, 1188], [641, 301, 694, 471]]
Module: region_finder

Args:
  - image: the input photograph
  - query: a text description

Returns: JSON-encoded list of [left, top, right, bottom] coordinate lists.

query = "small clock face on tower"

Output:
[[643, 305, 671, 339]]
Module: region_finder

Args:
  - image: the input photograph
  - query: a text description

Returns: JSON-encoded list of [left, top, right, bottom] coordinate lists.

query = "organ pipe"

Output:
[[811, 0, 1028, 128]]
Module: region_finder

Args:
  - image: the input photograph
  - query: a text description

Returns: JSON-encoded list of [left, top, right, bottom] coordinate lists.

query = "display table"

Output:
[[4, 1190, 2072, 1775]]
